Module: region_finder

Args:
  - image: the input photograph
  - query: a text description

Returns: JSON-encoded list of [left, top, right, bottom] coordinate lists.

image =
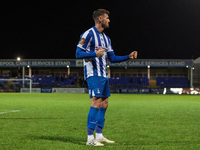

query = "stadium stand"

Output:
[[0, 75, 78, 87], [0, 59, 196, 91], [156, 77, 189, 87], [0, 75, 190, 88], [109, 77, 149, 86], [31, 76, 78, 87]]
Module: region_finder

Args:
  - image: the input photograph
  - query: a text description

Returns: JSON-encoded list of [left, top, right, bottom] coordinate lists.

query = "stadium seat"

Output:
[[109, 76, 149, 87], [156, 77, 189, 87]]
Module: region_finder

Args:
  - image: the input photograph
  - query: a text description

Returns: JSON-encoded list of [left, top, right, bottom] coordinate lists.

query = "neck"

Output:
[[95, 23, 104, 33]]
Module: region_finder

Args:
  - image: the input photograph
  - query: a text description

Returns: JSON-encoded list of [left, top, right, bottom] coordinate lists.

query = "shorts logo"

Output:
[[97, 89, 100, 94]]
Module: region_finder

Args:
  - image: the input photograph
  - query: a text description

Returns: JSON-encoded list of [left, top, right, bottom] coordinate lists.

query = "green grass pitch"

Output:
[[0, 93, 200, 150]]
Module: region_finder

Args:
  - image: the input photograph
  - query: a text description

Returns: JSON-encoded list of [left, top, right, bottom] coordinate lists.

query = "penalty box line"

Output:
[[0, 110, 21, 115]]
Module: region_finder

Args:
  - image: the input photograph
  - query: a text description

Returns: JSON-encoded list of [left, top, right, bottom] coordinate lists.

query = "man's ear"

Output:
[[99, 16, 102, 23]]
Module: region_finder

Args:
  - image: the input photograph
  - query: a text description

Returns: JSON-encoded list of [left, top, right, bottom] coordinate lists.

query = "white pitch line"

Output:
[[0, 110, 21, 115]]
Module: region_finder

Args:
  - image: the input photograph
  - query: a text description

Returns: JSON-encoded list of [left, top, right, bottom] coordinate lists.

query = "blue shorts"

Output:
[[86, 76, 110, 99]]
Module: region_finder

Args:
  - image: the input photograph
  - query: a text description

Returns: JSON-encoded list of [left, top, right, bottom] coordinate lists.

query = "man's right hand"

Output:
[[96, 47, 104, 57]]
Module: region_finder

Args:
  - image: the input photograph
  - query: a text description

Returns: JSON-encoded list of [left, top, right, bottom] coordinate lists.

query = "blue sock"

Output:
[[96, 125, 102, 134], [87, 106, 99, 133], [96, 107, 107, 129], [87, 127, 94, 135]]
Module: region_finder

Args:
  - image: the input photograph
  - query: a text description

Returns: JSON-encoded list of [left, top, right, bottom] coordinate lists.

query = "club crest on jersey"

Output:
[[79, 38, 85, 45]]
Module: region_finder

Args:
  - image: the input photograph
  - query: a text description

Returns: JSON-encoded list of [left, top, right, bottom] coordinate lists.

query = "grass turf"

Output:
[[0, 93, 200, 149]]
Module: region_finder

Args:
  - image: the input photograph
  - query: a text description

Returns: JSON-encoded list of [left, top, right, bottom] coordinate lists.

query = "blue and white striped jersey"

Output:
[[77, 26, 113, 79]]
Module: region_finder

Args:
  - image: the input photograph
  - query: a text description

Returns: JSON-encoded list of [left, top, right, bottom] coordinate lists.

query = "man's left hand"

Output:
[[129, 51, 138, 59]]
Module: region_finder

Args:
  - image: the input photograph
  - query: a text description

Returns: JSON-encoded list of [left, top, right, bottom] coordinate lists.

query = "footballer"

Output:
[[76, 9, 137, 146]]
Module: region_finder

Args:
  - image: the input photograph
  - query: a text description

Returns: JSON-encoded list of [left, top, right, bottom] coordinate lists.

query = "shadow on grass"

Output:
[[31, 135, 85, 145]]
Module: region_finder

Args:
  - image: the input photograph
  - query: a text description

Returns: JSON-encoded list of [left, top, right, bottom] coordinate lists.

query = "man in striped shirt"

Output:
[[76, 9, 137, 146]]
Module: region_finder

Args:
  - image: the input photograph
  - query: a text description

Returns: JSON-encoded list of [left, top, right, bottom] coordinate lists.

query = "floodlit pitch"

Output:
[[0, 93, 200, 149]]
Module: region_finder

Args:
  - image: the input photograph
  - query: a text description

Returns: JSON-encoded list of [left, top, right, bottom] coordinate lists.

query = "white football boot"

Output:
[[86, 139, 104, 146], [96, 136, 115, 143]]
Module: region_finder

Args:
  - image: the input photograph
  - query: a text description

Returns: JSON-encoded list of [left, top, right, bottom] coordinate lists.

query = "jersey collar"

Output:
[[93, 26, 103, 34]]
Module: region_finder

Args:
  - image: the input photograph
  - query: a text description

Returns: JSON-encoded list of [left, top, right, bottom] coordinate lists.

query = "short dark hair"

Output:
[[92, 9, 110, 22]]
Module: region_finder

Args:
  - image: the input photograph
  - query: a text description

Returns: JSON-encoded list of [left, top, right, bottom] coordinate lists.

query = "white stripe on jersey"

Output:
[[103, 33, 113, 52], [102, 55, 107, 77], [82, 29, 90, 39], [99, 34, 107, 77], [84, 60, 94, 77], [77, 29, 93, 52], [95, 57, 101, 76], [103, 33, 109, 47], [85, 37, 93, 52], [91, 28, 98, 51], [91, 28, 101, 76]]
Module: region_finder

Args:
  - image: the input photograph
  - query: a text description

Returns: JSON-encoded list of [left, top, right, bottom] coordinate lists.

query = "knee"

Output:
[[91, 97, 101, 109], [94, 101, 101, 109], [101, 98, 108, 108]]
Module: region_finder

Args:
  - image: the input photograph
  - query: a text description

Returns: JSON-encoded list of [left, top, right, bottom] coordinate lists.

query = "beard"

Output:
[[102, 22, 109, 29]]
